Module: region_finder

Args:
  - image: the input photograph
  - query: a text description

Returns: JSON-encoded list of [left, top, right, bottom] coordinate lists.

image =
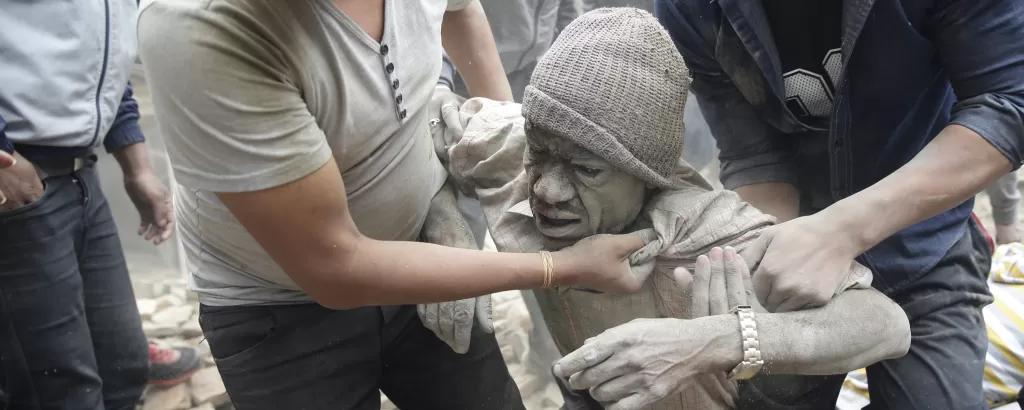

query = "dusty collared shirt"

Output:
[[444, 98, 874, 409]]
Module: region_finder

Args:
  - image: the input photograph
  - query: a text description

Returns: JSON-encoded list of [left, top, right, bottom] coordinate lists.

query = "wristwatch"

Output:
[[727, 305, 764, 381]]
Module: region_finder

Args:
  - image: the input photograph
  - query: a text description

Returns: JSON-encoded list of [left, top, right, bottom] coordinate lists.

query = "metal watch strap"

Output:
[[727, 305, 764, 381]]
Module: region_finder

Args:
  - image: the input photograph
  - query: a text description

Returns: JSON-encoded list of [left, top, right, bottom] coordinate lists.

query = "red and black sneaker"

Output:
[[148, 341, 202, 387]]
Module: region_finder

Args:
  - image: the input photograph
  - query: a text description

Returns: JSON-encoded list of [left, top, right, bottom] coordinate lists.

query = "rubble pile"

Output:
[[136, 279, 230, 410]]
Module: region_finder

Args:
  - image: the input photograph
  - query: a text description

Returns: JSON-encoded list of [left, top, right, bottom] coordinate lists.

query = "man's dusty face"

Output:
[[525, 127, 648, 250]]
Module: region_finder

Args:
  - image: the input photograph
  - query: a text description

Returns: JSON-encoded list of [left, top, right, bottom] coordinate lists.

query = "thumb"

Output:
[[0, 151, 16, 169], [738, 231, 770, 271], [673, 266, 694, 294], [617, 230, 655, 257]]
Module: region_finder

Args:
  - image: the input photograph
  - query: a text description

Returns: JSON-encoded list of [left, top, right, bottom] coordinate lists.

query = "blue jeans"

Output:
[[0, 164, 148, 410]]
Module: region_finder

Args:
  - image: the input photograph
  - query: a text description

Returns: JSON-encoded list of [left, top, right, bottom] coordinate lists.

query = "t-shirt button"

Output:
[[396, 94, 403, 104], [386, 63, 395, 73], [398, 109, 408, 119], [392, 79, 400, 89], [380, 44, 389, 55]]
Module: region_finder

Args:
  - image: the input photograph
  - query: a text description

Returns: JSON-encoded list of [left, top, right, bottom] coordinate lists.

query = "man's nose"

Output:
[[533, 168, 574, 204]]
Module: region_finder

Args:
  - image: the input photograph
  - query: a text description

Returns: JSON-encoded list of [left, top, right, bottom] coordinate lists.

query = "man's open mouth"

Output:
[[535, 210, 584, 240], [538, 214, 579, 227]]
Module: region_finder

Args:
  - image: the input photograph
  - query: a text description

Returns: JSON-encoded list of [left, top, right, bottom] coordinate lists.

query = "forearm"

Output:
[[708, 289, 910, 375], [821, 124, 1011, 253], [733, 182, 800, 222], [441, 1, 512, 101], [112, 142, 155, 179]]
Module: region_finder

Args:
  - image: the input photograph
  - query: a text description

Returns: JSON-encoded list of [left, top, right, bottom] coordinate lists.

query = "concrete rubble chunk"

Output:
[[142, 383, 191, 410], [137, 298, 157, 321], [152, 305, 195, 327], [154, 294, 184, 312], [181, 317, 204, 338], [143, 321, 180, 338], [191, 366, 230, 406]]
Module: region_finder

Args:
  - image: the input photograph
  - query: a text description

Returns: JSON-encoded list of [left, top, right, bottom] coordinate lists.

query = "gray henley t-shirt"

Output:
[[138, 0, 469, 305]]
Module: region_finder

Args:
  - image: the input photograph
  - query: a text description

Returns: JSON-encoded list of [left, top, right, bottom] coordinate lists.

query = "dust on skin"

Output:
[[524, 125, 651, 250]]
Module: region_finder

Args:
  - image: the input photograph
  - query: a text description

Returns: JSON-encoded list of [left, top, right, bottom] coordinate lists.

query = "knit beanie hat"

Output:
[[522, 7, 692, 189]]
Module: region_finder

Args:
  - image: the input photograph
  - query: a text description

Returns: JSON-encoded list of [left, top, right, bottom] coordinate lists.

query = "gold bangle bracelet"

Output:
[[539, 251, 554, 290]]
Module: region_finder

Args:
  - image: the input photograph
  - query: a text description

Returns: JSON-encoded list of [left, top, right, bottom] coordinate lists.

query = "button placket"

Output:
[[380, 42, 405, 121]]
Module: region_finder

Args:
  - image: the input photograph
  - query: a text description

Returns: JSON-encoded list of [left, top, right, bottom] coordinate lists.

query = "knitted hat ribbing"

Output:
[[522, 7, 692, 189]]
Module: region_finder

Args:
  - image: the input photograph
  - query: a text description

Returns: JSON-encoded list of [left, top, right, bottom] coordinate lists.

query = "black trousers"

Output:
[[561, 219, 993, 410], [199, 303, 525, 410], [0, 166, 149, 410]]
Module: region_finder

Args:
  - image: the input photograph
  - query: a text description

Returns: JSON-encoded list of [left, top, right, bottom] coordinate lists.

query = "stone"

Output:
[[137, 298, 158, 321], [143, 321, 181, 338], [153, 305, 195, 327], [181, 317, 204, 338], [150, 282, 170, 299], [154, 294, 184, 312], [191, 366, 229, 406], [142, 383, 191, 410]]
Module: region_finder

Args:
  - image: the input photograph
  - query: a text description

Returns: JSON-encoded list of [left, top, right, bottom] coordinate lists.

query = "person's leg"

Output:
[[380, 305, 525, 410], [864, 219, 993, 410], [986, 172, 1021, 244], [199, 303, 385, 410], [75, 166, 149, 409], [0, 174, 104, 410]]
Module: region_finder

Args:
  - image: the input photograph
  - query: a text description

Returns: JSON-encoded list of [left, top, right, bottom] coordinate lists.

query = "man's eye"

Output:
[[574, 165, 602, 178]]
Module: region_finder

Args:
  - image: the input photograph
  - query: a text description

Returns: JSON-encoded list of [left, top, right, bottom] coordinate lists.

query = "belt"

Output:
[[33, 157, 91, 180]]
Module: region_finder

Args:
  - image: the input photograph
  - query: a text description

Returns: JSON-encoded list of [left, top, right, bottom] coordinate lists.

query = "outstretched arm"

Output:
[[553, 247, 909, 410]]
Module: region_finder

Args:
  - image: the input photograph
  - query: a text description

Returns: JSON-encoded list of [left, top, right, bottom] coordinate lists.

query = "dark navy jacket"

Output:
[[656, 0, 1024, 292]]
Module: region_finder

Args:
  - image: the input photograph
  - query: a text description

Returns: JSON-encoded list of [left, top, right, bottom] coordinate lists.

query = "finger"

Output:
[[423, 303, 442, 338], [751, 264, 774, 310], [0, 152, 15, 168], [605, 393, 654, 410], [554, 342, 614, 379], [438, 301, 457, 346], [673, 266, 695, 318], [709, 247, 728, 315], [738, 232, 770, 272], [724, 247, 747, 308], [452, 298, 475, 354], [738, 256, 767, 312], [417, 303, 428, 322], [690, 255, 711, 317], [763, 281, 788, 313], [158, 222, 174, 244], [138, 223, 147, 236], [672, 266, 693, 294], [589, 375, 643, 403], [476, 295, 493, 334], [618, 231, 651, 256], [569, 353, 629, 391]]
